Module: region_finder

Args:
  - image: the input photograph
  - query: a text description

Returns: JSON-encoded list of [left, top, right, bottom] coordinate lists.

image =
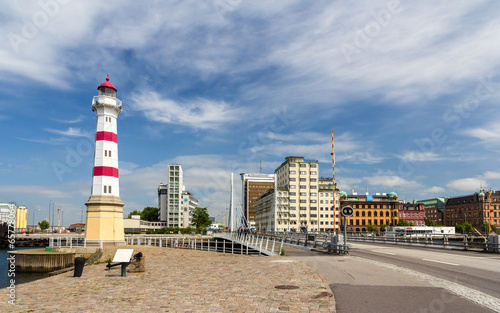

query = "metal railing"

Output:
[[125, 235, 265, 255], [217, 232, 283, 256], [346, 233, 500, 252]]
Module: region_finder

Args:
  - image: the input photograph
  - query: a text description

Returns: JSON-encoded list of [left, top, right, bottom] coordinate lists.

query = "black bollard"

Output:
[[74, 257, 86, 277]]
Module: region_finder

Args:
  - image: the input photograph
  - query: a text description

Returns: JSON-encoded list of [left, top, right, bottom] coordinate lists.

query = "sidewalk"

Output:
[[2, 245, 336, 312]]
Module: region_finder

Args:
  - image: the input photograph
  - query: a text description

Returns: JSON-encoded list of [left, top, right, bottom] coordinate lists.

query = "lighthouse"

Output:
[[84, 76, 125, 246]]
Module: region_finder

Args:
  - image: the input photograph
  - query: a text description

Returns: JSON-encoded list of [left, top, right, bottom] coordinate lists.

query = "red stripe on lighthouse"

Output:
[[93, 166, 119, 178], [95, 131, 117, 143]]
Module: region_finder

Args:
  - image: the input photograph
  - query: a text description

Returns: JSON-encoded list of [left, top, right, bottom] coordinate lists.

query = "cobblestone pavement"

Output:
[[2, 246, 336, 312]]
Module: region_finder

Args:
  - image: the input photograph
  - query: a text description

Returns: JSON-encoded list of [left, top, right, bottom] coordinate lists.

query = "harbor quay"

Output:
[[1, 245, 336, 312]]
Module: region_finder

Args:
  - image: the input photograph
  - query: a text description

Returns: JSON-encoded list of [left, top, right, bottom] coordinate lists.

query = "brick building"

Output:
[[444, 189, 500, 231], [398, 201, 425, 226]]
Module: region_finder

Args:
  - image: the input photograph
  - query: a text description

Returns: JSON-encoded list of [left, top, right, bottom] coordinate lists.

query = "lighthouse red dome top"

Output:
[[98, 75, 117, 92]]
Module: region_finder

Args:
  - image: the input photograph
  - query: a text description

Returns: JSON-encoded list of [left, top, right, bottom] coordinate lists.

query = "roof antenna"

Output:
[[259, 160, 263, 173]]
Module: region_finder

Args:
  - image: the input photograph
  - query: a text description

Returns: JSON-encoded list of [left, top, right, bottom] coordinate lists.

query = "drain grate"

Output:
[[275, 285, 300, 290]]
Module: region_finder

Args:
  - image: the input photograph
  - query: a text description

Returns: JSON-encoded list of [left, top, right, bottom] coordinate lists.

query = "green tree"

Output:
[[128, 210, 142, 218], [455, 224, 465, 234], [192, 207, 211, 231], [397, 219, 410, 226], [482, 222, 498, 233], [425, 220, 438, 227], [463, 222, 474, 233], [38, 220, 49, 231], [141, 207, 159, 222], [366, 224, 378, 232], [379, 224, 387, 232]]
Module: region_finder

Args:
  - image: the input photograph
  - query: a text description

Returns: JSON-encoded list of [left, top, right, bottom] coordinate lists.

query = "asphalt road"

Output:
[[285, 243, 500, 313], [349, 242, 500, 299]]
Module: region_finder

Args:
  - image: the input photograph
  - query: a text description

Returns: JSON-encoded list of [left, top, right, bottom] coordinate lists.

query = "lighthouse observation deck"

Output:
[[92, 95, 122, 109]]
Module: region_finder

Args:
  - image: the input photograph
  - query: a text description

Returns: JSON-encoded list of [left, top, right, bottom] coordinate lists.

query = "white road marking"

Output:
[[372, 250, 396, 255], [422, 258, 459, 266]]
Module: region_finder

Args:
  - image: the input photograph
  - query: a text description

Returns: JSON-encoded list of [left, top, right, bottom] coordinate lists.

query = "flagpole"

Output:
[[489, 188, 492, 235], [331, 129, 337, 234]]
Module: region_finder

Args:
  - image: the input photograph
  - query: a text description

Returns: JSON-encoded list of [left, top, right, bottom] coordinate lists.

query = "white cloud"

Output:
[[129, 90, 246, 130], [398, 152, 444, 162], [483, 171, 500, 180], [420, 186, 446, 195], [45, 127, 90, 137], [363, 175, 422, 189], [460, 123, 500, 142], [446, 178, 485, 192]]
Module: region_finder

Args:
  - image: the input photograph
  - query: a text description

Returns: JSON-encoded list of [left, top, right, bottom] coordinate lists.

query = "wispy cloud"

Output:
[[51, 115, 85, 124], [0, 185, 71, 199], [45, 127, 91, 137], [398, 151, 445, 162], [129, 90, 246, 130]]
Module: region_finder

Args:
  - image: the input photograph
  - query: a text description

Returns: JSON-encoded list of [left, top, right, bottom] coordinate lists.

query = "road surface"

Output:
[[285, 242, 500, 312]]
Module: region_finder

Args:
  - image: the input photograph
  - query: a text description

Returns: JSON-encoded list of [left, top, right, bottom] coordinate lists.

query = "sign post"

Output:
[[341, 206, 353, 246]]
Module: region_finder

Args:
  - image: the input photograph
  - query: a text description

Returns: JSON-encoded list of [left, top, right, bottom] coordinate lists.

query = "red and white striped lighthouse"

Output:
[[85, 76, 125, 245]]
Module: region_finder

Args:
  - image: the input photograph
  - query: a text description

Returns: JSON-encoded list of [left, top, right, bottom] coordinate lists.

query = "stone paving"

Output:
[[2, 245, 336, 312]]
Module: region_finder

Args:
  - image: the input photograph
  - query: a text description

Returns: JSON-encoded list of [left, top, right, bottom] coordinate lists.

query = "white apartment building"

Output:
[[255, 156, 339, 232], [180, 191, 198, 228]]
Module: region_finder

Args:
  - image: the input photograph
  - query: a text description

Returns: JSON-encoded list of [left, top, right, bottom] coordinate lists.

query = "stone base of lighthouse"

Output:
[[84, 195, 126, 246]]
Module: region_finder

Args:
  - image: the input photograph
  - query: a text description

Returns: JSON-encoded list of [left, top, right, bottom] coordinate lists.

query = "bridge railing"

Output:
[[217, 232, 283, 256], [345, 233, 500, 253]]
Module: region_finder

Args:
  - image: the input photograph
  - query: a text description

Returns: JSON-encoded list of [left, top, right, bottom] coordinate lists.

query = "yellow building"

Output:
[[16, 206, 28, 232], [339, 190, 399, 232]]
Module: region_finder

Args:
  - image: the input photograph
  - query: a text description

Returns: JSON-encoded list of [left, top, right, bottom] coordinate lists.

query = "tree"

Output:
[[38, 220, 49, 231], [463, 222, 474, 233], [425, 220, 438, 227], [366, 224, 378, 232], [141, 207, 159, 222], [397, 219, 410, 226], [455, 224, 465, 234], [191, 207, 211, 231], [128, 210, 142, 218], [482, 222, 498, 233], [379, 224, 387, 232]]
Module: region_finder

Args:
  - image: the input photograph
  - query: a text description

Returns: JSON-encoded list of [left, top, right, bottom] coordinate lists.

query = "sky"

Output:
[[1, 0, 500, 226]]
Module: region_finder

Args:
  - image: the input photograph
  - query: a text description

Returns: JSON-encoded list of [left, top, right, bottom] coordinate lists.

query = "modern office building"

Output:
[[240, 173, 275, 229], [338, 190, 399, 232]]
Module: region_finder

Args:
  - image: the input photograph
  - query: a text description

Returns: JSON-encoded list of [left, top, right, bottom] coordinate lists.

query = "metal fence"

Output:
[[125, 235, 273, 255]]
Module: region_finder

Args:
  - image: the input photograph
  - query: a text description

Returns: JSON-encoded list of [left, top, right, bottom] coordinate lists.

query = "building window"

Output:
[[300, 164, 307, 167], [300, 171, 306, 175], [310, 171, 317, 175]]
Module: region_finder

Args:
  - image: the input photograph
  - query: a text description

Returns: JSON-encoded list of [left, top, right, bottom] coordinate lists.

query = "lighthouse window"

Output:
[[109, 151, 111, 157], [104, 150, 107, 157], [103, 186, 107, 193], [109, 186, 112, 193]]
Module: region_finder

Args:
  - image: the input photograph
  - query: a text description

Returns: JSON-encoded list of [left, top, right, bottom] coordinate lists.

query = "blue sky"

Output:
[[1, 0, 500, 226]]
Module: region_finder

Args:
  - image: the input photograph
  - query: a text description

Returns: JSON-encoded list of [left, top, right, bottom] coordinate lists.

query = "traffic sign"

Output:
[[342, 206, 354, 217]]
